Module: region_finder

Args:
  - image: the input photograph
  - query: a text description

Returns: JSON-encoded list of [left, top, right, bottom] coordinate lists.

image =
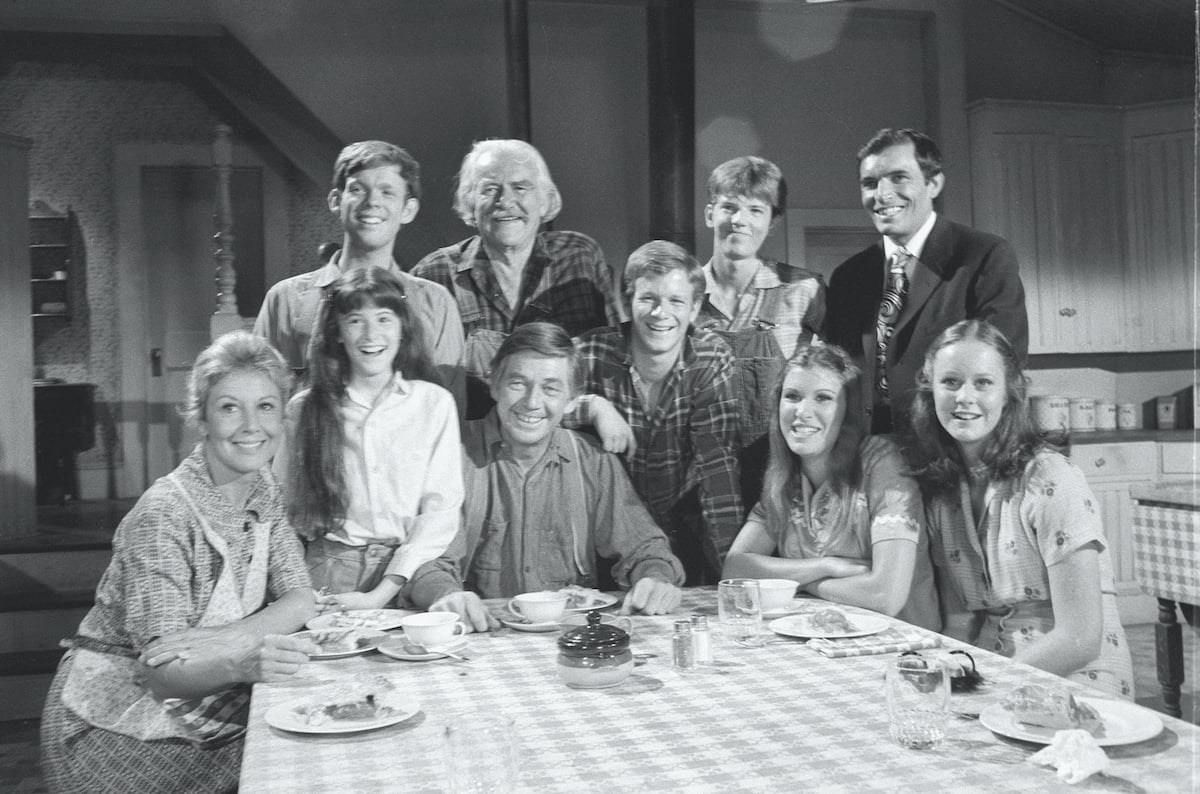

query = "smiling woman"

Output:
[[905, 320, 1135, 698], [39, 331, 316, 794], [722, 342, 940, 630], [282, 266, 464, 616]]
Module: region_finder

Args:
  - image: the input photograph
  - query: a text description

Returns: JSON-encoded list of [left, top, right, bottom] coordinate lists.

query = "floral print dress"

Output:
[[927, 450, 1134, 699]]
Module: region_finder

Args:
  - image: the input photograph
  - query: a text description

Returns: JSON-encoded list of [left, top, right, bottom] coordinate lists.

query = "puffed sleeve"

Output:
[[861, 435, 922, 546], [1020, 452, 1107, 567]]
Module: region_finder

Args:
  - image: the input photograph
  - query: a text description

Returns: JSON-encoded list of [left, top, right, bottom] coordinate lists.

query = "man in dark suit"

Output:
[[825, 128, 1028, 435]]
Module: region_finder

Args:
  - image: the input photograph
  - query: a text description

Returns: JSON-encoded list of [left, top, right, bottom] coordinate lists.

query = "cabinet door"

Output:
[[969, 105, 1126, 353], [1053, 136, 1126, 351], [981, 133, 1061, 353], [1126, 122, 1195, 351], [1089, 480, 1141, 593]]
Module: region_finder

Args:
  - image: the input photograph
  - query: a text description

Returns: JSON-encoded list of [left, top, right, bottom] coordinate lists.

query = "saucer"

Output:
[[378, 635, 471, 662], [500, 614, 560, 633]]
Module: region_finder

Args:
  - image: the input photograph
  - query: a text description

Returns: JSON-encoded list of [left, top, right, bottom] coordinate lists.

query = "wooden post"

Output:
[[646, 0, 695, 251], [211, 124, 242, 340], [504, 0, 532, 142]]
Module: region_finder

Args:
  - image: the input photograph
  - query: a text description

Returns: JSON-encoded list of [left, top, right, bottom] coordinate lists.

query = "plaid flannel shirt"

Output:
[[412, 231, 623, 336], [576, 324, 743, 568]]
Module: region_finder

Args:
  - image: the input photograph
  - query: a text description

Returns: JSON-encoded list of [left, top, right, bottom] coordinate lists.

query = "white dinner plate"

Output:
[[762, 599, 811, 619], [979, 697, 1164, 747], [377, 635, 471, 662], [500, 615, 561, 633], [560, 588, 619, 613], [306, 609, 414, 632], [768, 612, 890, 639], [265, 692, 419, 735], [291, 628, 390, 660]]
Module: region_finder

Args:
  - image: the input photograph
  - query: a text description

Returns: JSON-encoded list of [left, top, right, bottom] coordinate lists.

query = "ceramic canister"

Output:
[[1117, 403, 1139, 430], [1068, 398, 1097, 432], [1156, 395, 1177, 430], [1030, 396, 1070, 433], [1094, 399, 1117, 431]]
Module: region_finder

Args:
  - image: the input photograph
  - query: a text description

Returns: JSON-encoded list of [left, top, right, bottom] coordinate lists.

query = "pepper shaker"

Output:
[[672, 619, 695, 670]]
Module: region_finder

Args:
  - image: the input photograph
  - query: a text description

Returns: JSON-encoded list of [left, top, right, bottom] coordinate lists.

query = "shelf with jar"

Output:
[[29, 204, 72, 319]]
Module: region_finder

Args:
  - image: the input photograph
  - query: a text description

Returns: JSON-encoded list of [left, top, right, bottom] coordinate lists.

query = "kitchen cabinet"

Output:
[[968, 99, 1193, 354], [1124, 103, 1196, 352], [1072, 439, 1197, 625]]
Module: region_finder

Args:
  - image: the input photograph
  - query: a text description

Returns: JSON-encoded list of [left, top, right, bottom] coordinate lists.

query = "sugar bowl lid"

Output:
[[557, 610, 629, 657]]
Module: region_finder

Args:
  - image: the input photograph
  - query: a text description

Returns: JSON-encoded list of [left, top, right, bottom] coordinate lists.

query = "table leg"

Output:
[[1154, 598, 1183, 719]]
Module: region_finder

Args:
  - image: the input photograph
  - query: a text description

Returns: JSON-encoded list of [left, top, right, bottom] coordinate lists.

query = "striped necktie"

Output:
[[875, 249, 912, 400]]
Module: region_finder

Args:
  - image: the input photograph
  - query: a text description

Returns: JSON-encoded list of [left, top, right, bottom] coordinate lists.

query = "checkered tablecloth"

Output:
[[241, 590, 1198, 793], [1131, 500, 1200, 604]]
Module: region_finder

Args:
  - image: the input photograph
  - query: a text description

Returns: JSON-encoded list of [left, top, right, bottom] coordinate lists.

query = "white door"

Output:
[[115, 143, 287, 497]]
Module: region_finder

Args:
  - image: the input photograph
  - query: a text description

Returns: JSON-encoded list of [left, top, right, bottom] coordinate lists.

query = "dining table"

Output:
[[241, 588, 1198, 793]]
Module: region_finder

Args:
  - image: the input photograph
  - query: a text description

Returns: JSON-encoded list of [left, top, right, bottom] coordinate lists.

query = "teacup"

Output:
[[756, 578, 800, 612], [508, 591, 569, 624], [401, 612, 468, 648]]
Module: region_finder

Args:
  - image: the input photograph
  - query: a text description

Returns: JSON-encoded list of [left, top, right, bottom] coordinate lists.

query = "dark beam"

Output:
[[646, 0, 695, 251], [505, 0, 532, 142]]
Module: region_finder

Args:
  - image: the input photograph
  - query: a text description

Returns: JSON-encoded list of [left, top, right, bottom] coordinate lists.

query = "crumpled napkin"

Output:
[[1028, 729, 1109, 784]]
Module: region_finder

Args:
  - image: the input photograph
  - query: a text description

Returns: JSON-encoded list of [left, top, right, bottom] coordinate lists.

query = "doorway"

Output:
[[115, 142, 288, 497]]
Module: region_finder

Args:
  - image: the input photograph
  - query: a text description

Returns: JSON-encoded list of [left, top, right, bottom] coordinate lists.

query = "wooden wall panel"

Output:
[[0, 133, 35, 536]]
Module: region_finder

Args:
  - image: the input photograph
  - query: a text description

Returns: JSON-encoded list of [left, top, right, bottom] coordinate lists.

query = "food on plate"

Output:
[[559, 585, 606, 610], [809, 607, 853, 633], [307, 629, 376, 655], [297, 679, 396, 726], [1001, 685, 1105, 737], [326, 610, 386, 629]]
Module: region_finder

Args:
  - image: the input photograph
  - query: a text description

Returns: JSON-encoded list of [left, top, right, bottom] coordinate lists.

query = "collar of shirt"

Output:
[[883, 210, 937, 275], [613, 321, 699, 374], [344, 371, 411, 409], [455, 233, 549, 275], [701, 261, 782, 309], [181, 442, 273, 516], [479, 408, 577, 470]]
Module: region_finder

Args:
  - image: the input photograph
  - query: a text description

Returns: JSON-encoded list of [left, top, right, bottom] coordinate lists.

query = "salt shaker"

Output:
[[689, 614, 713, 665], [672, 619, 695, 670]]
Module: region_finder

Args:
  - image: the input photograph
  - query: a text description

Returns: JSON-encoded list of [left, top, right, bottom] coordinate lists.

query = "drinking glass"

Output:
[[885, 655, 949, 750], [443, 713, 518, 793], [717, 578, 763, 647]]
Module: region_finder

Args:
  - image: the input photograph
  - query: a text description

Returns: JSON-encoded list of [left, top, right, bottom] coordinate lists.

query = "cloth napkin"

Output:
[[807, 624, 942, 658], [1029, 729, 1110, 784]]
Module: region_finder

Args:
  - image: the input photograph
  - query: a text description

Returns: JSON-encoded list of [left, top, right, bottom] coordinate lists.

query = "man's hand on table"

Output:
[[429, 591, 500, 633], [619, 578, 681, 615]]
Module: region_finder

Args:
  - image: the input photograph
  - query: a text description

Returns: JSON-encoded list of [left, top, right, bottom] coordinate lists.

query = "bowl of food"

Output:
[[756, 579, 800, 613]]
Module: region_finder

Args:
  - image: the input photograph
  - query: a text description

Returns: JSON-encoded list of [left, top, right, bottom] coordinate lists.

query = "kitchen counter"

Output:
[[1131, 482, 1200, 510], [1068, 429, 1196, 445]]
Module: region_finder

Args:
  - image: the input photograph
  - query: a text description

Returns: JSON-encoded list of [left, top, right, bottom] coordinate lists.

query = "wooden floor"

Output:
[[0, 498, 133, 554]]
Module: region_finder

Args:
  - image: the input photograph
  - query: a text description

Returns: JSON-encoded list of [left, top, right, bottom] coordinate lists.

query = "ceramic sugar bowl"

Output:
[[556, 610, 633, 689]]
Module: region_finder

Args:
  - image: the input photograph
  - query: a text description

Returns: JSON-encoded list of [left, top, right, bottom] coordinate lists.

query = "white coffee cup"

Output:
[[508, 591, 569, 624], [401, 612, 467, 647]]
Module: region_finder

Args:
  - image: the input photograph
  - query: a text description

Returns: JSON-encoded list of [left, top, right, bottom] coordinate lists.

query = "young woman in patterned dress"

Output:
[[905, 319, 1133, 698]]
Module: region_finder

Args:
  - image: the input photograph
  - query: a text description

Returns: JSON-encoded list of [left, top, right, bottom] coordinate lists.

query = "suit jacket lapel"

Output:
[[896, 216, 951, 332]]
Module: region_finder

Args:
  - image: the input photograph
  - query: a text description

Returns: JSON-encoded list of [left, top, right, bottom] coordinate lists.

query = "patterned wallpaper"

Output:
[[0, 58, 336, 475]]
